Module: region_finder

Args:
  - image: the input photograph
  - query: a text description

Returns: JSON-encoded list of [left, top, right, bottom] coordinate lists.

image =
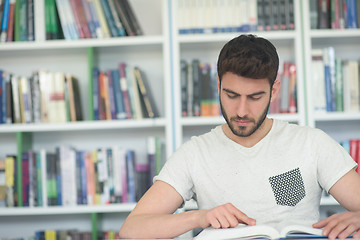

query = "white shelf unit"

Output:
[[170, 0, 306, 148], [0, 0, 172, 238], [302, 0, 360, 142], [0, 0, 359, 238]]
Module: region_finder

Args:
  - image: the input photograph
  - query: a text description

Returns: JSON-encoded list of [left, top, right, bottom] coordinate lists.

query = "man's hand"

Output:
[[197, 203, 256, 229], [313, 211, 360, 239]]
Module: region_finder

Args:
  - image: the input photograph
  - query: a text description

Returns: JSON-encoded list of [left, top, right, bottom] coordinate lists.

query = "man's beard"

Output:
[[220, 100, 270, 138]]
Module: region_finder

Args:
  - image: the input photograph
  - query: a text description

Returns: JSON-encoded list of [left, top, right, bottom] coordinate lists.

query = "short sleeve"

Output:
[[153, 141, 195, 203], [315, 130, 357, 192]]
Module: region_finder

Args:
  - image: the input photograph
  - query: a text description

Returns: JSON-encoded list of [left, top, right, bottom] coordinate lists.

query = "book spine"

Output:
[[26, 0, 34, 41], [106, 70, 116, 120], [118, 63, 132, 119], [5, 0, 15, 41], [111, 69, 126, 119], [126, 150, 136, 203], [0, 0, 10, 42]]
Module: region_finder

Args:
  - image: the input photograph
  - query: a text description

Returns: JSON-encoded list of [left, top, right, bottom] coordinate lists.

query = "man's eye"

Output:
[[227, 94, 237, 99], [250, 96, 261, 100]]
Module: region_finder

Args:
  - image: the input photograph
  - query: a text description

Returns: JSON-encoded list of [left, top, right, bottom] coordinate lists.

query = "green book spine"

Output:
[[335, 58, 344, 111], [14, 0, 20, 41]]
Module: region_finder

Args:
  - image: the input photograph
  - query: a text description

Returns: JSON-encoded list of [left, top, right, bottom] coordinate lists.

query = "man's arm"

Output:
[[313, 169, 360, 239], [119, 180, 256, 239]]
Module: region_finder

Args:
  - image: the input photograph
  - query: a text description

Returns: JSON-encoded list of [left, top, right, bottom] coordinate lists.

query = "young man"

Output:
[[119, 34, 360, 239]]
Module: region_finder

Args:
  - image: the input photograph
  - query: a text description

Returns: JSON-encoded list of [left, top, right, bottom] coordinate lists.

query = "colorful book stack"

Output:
[[180, 59, 220, 117], [311, 0, 360, 29], [0, 0, 35, 43], [269, 61, 297, 114], [0, 137, 163, 207], [0, 70, 82, 124], [177, 0, 295, 34], [93, 63, 158, 121], [311, 47, 360, 113]]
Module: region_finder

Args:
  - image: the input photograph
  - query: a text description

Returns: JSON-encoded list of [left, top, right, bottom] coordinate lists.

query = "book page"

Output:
[[280, 225, 324, 238], [194, 224, 280, 240]]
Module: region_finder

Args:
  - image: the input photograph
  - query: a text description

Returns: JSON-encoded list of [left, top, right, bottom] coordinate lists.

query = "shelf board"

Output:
[[178, 31, 297, 43], [0, 203, 136, 216], [310, 29, 360, 38], [0, 35, 164, 51], [0, 118, 167, 133], [181, 114, 300, 126], [313, 112, 360, 122]]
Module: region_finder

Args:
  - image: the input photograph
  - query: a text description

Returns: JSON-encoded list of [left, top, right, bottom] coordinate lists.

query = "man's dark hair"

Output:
[[217, 34, 279, 87]]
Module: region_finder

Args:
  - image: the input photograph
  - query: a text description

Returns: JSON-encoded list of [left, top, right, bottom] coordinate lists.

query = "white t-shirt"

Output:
[[154, 119, 356, 229]]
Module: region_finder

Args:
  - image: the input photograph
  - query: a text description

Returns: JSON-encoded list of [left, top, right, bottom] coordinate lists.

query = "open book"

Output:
[[194, 224, 324, 240]]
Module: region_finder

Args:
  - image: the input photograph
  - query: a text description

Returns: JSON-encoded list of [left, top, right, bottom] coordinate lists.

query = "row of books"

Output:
[[341, 138, 360, 174], [180, 59, 297, 117], [0, 70, 82, 124], [3, 229, 120, 240], [0, 137, 163, 207], [50, 0, 142, 40], [93, 64, 158, 121], [311, 47, 360, 113], [310, 0, 360, 30], [269, 61, 297, 114], [0, 0, 34, 42], [180, 59, 219, 117], [177, 0, 295, 34]]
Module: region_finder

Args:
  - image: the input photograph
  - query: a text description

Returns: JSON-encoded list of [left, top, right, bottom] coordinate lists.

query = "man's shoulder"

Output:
[[273, 119, 324, 138]]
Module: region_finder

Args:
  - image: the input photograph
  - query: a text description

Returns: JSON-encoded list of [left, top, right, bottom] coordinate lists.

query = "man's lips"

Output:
[[233, 119, 252, 126]]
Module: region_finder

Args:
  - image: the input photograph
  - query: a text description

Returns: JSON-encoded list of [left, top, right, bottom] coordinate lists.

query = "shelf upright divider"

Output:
[[16, 132, 32, 207], [91, 212, 98, 240], [88, 47, 95, 121]]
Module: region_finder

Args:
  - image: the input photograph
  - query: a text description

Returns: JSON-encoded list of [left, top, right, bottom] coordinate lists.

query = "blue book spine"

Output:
[[126, 150, 136, 203], [111, 69, 126, 119], [93, 67, 100, 120], [1, 72, 6, 124], [1, 0, 10, 31], [324, 65, 333, 112], [76, 151, 83, 204], [99, 0, 118, 37], [87, 0, 101, 37], [80, 152, 87, 204]]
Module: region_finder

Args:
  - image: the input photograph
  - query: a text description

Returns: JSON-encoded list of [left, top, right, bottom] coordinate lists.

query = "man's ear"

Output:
[[270, 80, 281, 102], [217, 74, 220, 93]]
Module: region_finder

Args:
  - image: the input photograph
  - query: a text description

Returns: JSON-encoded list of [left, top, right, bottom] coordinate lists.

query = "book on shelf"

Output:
[[0, 159, 5, 207], [134, 67, 158, 119], [311, 49, 326, 113], [118, 62, 132, 119], [127, 66, 143, 119], [194, 224, 324, 240]]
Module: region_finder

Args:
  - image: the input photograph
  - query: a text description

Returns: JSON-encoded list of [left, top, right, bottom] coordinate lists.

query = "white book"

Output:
[[311, 49, 326, 113], [112, 146, 124, 201], [194, 224, 324, 240], [60, 146, 77, 206], [40, 149, 48, 207], [348, 61, 360, 111]]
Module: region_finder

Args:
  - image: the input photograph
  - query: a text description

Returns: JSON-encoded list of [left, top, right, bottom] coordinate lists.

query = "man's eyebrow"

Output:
[[222, 88, 266, 96]]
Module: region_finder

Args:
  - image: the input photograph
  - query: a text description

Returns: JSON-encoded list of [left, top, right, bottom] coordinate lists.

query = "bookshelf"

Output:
[[302, 0, 360, 141], [0, 0, 171, 239], [1, 0, 360, 239], [169, 0, 306, 148]]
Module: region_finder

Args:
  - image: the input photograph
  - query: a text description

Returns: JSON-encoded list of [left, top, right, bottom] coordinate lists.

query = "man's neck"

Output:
[[222, 117, 274, 148]]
